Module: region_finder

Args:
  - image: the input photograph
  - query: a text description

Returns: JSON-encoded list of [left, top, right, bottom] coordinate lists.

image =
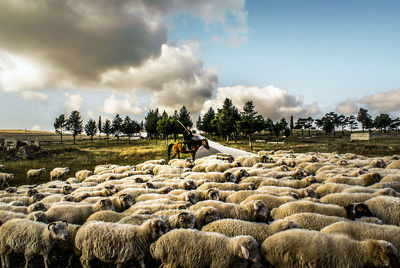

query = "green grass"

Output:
[[2, 130, 400, 188]]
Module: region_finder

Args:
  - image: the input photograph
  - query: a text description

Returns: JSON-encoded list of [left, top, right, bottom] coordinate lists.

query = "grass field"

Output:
[[1, 130, 400, 188]]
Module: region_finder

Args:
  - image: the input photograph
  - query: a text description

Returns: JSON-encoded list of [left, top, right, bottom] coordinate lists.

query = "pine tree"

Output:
[[111, 114, 123, 144], [84, 119, 97, 143], [357, 108, 373, 132], [98, 116, 102, 140], [123, 116, 140, 144], [347, 115, 358, 133], [102, 119, 112, 142], [200, 107, 217, 136], [65, 111, 83, 145], [215, 98, 240, 142], [144, 109, 160, 141], [236, 100, 264, 150], [178, 106, 193, 129]]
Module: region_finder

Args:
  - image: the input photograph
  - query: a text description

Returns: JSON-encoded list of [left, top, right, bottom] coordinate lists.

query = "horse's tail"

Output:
[[168, 143, 174, 160]]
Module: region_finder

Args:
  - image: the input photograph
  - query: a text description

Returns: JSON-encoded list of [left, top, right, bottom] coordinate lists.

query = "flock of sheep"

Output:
[[1, 150, 400, 267]]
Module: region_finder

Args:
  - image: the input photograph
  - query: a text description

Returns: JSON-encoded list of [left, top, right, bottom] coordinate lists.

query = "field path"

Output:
[[195, 138, 256, 159]]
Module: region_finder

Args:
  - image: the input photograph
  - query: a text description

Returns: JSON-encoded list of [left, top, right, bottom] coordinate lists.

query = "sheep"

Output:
[[142, 159, 166, 165], [261, 229, 399, 268], [202, 218, 299, 244], [270, 200, 354, 220], [321, 221, 400, 252], [190, 206, 220, 229], [189, 199, 269, 222], [0, 210, 47, 223], [0, 201, 47, 214], [285, 212, 381, 231], [0, 165, 4, 170], [50, 167, 70, 181], [235, 155, 268, 167], [0, 219, 68, 268], [320, 189, 398, 207], [41, 194, 76, 204], [75, 170, 93, 182], [150, 229, 261, 268], [113, 165, 135, 174], [315, 183, 351, 197], [116, 186, 173, 200], [135, 190, 197, 203], [204, 161, 241, 173], [257, 185, 316, 199], [364, 196, 400, 226], [258, 176, 316, 189], [124, 201, 189, 214], [225, 190, 268, 204], [325, 172, 381, 186], [197, 182, 256, 191], [184, 171, 237, 183], [386, 160, 400, 169], [86, 210, 129, 223], [112, 193, 134, 212], [370, 181, 400, 192], [51, 223, 81, 267], [75, 219, 168, 268], [26, 168, 46, 180], [240, 193, 297, 211], [169, 158, 195, 169], [0, 173, 14, 187], [46, 198, 115, 224], [0, 192, 45, 206]]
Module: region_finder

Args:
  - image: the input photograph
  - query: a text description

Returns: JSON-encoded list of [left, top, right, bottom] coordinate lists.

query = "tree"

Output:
[[357, 108, 373, 132], [111, 114, 123, 144], [102, 119, 112, 142], [98, 116, 102, 140], [304, 117, 314, 136], [390, 117, 400, 131], [196, 115, 202, 131], [374, 113, 392, 132], [123, 116, 140, 144], [178, 106, 193, 128], [144, 109, 160, 141], [65, 111, 83, 145], [337, 115, 348, 134], [236, 100, 264, 150], [199, 107, 217, 136], [320, 113, 335, 134], [295, 118, 307, 136], [315, 118, 323, 134], [268, 120, 285, 138], [327, 112, 339, 135], [347, 115, 358, 133], [157, 112, 174, 145], [214, 98, 240, 142], [290, 116, 294, 131], [54, 114, 66, 144], [84, 119, 97, 143]]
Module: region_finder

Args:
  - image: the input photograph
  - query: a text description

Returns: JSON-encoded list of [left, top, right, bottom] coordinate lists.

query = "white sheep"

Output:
[[75, 170, 93, 182], [235, 155, 268, 167], [0, 173, 14, 187], [325, 172, 381, 186], [258, 176, 316, 189], [364, 196, 400, 226], [26, 168, 46, 180], [45, 198, 115, 224], [0, 219, 68, 268], [150, 229, 261, 268], [197, 181, 256, 191], [261, 229, 399, 268], [75, 219, 168, 268], [240, 193, 297, 211], [50, 167, 70, 181], [202, 218, 299, 244], [184, 171, 237, 183]]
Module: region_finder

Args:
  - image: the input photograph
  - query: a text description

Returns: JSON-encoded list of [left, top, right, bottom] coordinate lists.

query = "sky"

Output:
[[0, 0, 399, 131]]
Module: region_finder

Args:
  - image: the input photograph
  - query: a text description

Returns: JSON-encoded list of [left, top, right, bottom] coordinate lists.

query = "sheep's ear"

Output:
[[62, 220, 68, 227], [241, 246, 250, 259], [48, 222, 56, 231]]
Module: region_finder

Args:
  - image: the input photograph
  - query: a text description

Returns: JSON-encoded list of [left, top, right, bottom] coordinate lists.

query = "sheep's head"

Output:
[[224, 172, 236, 183], [185, 192, 198, 205], [40, 168, 46, 173], [32, 193, 45, 202], [48, 221, 68, 241], [206, 188, 220, 201], [303, 187, 316, 198], [236, 169, 250, 181], [233, 235, 261, 265], [98, 198, 115, 211], [269, 219, 299, 234], [119, 194, 134, 209], [247, 183, 256, 190], [183, 179, 197, 190], [246, 200, 269, 222], [362, 172, 381, 186], [62, 195, 76, 202], [31, 211, 48, 224], [5, 187, 17, 193], [145, 182, 155, 189], [176, 212, 195, 229], [62, 185, 73, 194], [147, 219, 168, 241], [195, 206, 220, 226], [363, 239, 399, 268], [104, 184, 118, 196], [345, 203, 373, 220], [159, 186, 173, 194], [30, 202, 47, 212], [26, 188, 38, 197]]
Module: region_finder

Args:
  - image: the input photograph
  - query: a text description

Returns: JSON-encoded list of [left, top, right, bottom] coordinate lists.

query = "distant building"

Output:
[[0, 138, 40, 151]]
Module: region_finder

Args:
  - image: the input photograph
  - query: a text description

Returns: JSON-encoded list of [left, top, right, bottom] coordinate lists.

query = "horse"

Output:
[[168, 138, 209, 161]]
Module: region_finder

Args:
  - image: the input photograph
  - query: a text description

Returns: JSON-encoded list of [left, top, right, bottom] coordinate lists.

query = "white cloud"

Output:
[[201, 85, 320, 120], [101, 43, 218, 114], [64, 92, 83, 111], [336, 100, 359, 115], [21, 90, 48, 102], [87, 110, 95, 119], [31, 125, 41, 131], [100, 94, 142, 115], [361, 89, 400, 113]]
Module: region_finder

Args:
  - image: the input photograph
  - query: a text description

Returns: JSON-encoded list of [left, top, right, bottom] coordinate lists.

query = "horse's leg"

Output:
[[191, 151, 195, 161]]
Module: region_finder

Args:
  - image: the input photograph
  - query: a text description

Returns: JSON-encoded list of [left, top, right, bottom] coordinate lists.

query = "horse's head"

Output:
[[201, 139, 210, 150]]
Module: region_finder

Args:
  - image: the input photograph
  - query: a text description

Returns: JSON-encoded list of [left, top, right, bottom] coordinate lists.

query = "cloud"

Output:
[[31, 125, 41, 131], [101, 43, 218, 114], [64, 92, 83, 111], [336, 100, 359, 115], [100, 94, 143, 115], [360, 89, 400, 113], [201, 85, 320, 120], [21, 90, 48, 102], [0, 0, 246, 94]]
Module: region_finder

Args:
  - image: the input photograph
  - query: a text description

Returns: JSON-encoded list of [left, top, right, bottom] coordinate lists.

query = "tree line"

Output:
[[54, 98, 400, 146]]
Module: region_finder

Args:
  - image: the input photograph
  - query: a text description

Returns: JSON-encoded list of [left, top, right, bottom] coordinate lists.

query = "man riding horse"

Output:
[[182, 125, 194, 151]]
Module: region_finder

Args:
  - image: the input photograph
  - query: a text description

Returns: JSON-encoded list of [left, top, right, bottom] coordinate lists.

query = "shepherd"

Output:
[[168, 121, 209, 160]]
